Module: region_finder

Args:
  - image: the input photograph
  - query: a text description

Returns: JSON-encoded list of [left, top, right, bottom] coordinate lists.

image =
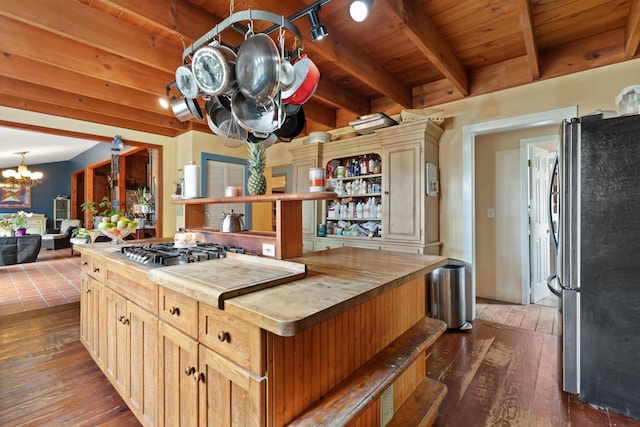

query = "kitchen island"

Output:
[[77, 242, 448, 426]]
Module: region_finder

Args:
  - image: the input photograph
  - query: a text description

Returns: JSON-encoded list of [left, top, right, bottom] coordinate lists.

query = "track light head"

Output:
[[308, 8, 328, 40], [350, 0, 373, 22]]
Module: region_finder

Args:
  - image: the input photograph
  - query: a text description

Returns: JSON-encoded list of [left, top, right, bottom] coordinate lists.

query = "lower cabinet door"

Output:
[[158, 321, 199, 427], [81, 276, 104, 366], [127, 302, 158, 427], [198, 345, 265, 427], [103, 287, 129, 396]]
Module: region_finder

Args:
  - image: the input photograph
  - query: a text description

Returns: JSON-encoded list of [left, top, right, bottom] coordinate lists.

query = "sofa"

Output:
[[0, 234, 41, 266], [42, 219, 82, 250]]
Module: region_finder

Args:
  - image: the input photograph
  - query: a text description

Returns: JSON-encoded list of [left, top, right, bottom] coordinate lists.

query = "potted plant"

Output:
[[71, 227, 90, 242], [132, 187, 153, 215], [1, 211, 32, 236]]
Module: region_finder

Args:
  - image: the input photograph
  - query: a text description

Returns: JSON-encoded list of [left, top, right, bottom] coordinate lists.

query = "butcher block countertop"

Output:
[[76, 243, 447, 337], [223, 247, 447, 336]]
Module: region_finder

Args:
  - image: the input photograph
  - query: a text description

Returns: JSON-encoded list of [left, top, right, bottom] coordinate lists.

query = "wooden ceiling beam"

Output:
[[314, 80, 371, 116], [0, 76, 188, 131], [517, 0, 540, 80], [382, 0, 469, 97], [0, 53, 171, 117], [0, 16, 172, 97], [0, 95, 180, 137], [625, 0, 640, 58], [99, 0, 246, 48], [0, 0, 182, 73], [299, 101, 337, 129]]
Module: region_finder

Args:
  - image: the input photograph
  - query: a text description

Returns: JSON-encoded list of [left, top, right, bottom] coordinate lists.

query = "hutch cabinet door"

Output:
[[383, 141, 424, 242]]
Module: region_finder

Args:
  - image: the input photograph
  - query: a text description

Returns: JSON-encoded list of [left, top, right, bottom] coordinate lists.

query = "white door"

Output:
[[529, 145, 551, 303]]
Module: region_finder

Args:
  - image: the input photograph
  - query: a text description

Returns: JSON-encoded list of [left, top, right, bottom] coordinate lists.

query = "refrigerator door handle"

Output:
[[547, 274, 562, 297], [548, 152, 559, 254]]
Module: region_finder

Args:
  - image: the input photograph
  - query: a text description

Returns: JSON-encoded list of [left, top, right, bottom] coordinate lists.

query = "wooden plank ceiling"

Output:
[[0, 0, 638, 138]]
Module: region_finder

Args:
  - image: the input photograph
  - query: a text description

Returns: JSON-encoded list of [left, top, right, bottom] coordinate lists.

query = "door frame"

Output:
[[462, 106, 576, 320], [520, 135, 560, 304]]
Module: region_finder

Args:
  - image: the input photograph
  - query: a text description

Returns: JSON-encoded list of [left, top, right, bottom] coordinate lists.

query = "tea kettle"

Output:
[[220, 210, 244, 233]]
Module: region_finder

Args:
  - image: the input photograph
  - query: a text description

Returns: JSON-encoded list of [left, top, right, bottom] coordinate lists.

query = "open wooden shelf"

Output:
[[173, 192, 338, 259]]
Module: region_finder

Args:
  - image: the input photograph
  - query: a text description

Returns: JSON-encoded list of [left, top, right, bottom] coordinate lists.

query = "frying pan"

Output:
[[274, 105, 305, 141], [236, 33, 281, 105]]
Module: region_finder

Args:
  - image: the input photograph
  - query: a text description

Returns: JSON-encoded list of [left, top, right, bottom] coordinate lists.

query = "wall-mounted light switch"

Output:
[[487, 208, 495, 218]]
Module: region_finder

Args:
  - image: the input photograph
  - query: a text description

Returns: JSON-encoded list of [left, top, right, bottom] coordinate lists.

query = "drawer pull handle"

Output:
[[217, 331, 229, 342], [93, 267, 100, 273], [86, 289, 91, 294], [168, 306, 180, 316], [194, 372, 205, 383], [117, 315, 129, 325], [185, 366, 195, 376], [82, 262, 88, 267]]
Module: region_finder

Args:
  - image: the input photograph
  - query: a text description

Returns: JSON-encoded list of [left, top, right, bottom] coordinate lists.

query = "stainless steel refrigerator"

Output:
[[548, 113, 640, 420]]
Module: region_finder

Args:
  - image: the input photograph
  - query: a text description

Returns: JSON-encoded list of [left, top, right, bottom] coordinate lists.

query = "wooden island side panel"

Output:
[[266, 276, 427, 426]]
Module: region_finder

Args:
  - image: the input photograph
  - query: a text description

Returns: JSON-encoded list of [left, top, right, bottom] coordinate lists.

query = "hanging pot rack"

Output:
[[182, 10, 305, 63], [164, 1, 332, 147]]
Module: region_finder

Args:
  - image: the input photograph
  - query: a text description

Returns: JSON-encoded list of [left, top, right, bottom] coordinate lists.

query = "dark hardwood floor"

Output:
[[0, 303, 140, 426], [426, 320, 639, 427], [2, 301, 639, 426]]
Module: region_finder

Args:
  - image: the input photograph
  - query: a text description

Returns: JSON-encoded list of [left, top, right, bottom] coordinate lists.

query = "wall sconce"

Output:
[[350, 0, 373, 22], [308, 8, 328, 40]]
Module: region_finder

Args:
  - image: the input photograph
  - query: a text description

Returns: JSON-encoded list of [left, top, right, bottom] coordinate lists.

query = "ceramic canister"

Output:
[[309, 168, 326, 192]]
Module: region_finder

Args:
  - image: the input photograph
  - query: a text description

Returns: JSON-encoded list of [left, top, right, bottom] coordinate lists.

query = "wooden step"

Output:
[[288, 316, 447, 427], [387, 377, 447, 427]]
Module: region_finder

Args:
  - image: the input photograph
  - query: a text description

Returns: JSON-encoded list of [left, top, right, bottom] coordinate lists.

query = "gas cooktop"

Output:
[[116, 242, 246, 267]]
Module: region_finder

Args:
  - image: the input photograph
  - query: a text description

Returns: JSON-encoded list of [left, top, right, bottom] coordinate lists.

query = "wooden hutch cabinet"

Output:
[[289, 119, 443, 255]]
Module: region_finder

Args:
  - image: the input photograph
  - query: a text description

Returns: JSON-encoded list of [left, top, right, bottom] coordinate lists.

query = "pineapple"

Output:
[[247, 142, 267, 195]]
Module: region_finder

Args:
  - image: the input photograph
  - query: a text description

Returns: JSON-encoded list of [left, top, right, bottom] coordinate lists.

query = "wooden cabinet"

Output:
[[158, 321, 199, 427], [158, 319, 265, 427], [383, 140, 423, 242], [198, 344, 265, 427], [127, 302, 159, 426], [102, 280, 159, 427], [80, 275, 104, 368], [81, 253, 104, 282], [289, 120, 443, 254], [103, 286, 129, 396], [82, 253, 161, 427], [53, 198, 70, 226]]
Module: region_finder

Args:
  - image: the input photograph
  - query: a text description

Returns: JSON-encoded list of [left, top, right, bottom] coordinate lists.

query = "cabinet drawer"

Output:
[[105, 266, 158, 315], [81, 254, 104, 282], [199, 303, 265, 374], [159, 287, 198, 339]]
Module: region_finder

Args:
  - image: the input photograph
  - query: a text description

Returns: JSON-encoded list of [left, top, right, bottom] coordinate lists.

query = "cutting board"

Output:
[[148, 252, 306, 309]]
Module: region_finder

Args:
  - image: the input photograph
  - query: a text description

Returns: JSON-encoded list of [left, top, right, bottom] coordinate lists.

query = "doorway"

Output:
[[462, 106, 577, 320]]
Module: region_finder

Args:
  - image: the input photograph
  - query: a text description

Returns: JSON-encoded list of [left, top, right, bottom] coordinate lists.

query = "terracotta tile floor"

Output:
[[0, 247, 80, 317]]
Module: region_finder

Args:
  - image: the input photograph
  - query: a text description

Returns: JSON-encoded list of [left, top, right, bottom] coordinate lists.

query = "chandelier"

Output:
[[2, 151, 44, 188]]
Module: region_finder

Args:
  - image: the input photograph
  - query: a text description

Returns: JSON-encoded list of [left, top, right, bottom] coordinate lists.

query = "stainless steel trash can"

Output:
[[427, 259, 468, 329]]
